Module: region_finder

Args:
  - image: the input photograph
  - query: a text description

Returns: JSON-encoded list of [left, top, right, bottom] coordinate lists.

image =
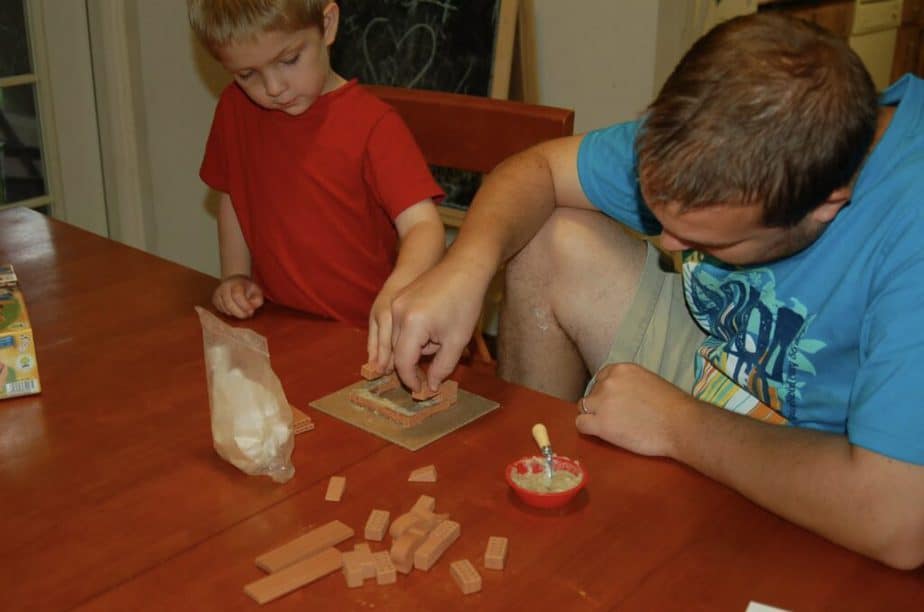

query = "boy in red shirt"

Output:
[[188, 0, 445, 371]]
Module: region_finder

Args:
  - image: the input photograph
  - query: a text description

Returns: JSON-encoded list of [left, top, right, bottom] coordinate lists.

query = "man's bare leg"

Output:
[[498, 208, 647, 400]]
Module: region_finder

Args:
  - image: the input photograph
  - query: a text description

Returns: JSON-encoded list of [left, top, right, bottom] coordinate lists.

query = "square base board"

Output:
[[309, 380, 499, 451]]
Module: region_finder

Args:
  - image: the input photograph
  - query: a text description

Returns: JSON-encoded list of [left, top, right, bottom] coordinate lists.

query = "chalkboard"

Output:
[[332, 0, 503, 96], [332, 0, 511, 212]]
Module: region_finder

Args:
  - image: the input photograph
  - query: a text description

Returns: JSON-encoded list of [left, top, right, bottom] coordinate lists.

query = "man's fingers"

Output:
[[575, 413, 599, 437], [427, 342, 464, 390], [419, 341, 440, 356], [392, 325, 424, 391]]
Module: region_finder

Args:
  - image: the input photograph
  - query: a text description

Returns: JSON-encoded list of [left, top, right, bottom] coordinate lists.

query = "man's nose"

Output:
[[658, 232, 690, 252]]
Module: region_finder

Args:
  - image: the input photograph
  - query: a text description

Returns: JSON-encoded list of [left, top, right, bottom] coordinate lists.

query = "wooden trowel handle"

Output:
[[531, 423, 550, 450]]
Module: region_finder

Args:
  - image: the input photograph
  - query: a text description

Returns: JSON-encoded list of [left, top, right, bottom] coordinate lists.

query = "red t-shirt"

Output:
[[200, 80, 443, 326]]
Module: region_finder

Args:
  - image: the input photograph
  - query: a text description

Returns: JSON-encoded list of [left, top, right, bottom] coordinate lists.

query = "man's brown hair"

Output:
[[636, 13, 878, 227], [188, 0, 329, 54]]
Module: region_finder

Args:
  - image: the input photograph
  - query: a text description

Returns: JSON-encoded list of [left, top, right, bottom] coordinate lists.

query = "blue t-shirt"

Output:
[[577, 75, 924, 465]]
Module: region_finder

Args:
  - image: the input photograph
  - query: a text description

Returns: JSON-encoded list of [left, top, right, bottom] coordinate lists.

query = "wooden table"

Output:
[[1, 207, 922, 611]]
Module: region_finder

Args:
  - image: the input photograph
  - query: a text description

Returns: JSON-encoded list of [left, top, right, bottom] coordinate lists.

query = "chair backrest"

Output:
[[367, 85, 575, 176]]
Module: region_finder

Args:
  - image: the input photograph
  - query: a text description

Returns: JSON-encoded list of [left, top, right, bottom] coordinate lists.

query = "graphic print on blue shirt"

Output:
[[684, 251, 828, 418]]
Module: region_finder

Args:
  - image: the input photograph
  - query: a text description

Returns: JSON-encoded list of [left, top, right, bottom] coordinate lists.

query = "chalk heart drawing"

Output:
[[362, 18, 437, 88]]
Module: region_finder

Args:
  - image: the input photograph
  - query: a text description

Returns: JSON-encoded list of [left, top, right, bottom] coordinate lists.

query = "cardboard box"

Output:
[[0, 264, 41, 399]]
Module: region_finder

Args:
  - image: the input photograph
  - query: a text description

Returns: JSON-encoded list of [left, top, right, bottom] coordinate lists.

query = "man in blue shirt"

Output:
[[390, 13, 924, 568]]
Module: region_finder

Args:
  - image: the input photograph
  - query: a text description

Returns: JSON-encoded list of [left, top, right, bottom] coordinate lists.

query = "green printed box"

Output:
[[0, 264, 41, 399]]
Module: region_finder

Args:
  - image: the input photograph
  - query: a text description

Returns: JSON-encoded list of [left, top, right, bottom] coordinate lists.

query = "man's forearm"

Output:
[[449, 150, 559, 274], [671, 398, 924, 568]]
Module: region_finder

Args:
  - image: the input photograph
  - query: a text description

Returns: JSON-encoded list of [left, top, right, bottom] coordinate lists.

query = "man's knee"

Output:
[[507, 208, 642, 297]]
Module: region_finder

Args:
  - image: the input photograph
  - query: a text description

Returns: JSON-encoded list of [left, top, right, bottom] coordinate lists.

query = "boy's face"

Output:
[[217, 7, 339, 116]]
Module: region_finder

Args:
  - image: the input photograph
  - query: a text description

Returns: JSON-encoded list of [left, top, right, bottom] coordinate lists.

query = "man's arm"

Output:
[[367, 199, 445, 373], [391, 135, 597, 391], [577, 363, 924, 569]]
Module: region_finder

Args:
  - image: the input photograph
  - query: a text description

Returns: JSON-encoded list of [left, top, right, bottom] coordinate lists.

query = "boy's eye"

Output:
[[281, 54, 300, 66], [236, 71, 253, 80]]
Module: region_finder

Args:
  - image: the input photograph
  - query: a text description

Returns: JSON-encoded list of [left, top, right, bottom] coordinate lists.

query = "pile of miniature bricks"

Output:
[[243, 464, 509, 604]]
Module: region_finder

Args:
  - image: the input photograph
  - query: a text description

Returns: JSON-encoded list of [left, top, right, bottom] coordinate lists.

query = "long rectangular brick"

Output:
[[244, 547, 342, 604], [255, 520, 354, 572]]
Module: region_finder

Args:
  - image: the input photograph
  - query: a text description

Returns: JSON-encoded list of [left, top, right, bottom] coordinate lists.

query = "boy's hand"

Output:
[[367, 286, 398, 375], [213, 274, 264, 319]]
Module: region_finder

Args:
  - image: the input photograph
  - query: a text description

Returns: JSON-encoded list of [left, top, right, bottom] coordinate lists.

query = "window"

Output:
[[0, 0, 53, 214]]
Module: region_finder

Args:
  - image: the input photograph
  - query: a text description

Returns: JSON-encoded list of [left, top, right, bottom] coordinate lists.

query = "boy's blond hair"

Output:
[[188, 0, 330, 53]]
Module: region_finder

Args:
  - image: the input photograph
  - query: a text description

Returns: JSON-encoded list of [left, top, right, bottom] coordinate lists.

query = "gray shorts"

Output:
[[588, 242, 705, 394]]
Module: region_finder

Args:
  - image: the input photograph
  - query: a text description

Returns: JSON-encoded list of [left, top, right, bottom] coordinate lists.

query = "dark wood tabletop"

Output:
[[1, 207, 922, 611]]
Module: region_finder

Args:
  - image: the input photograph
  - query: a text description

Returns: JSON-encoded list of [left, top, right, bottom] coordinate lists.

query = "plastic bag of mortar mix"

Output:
[[195, 306, 294, 483]]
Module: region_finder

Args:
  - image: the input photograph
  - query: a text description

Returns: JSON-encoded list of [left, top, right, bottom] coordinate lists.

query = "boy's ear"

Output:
[[322, 2, 339, 46], [811, 185, 852, 224]]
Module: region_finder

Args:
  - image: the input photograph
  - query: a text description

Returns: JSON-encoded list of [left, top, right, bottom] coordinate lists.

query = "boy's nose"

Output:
[[264, 74, 286, 98]]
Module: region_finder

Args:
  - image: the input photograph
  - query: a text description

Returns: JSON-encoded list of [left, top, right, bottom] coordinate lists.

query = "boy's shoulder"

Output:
[[325, 80, 396, 123]]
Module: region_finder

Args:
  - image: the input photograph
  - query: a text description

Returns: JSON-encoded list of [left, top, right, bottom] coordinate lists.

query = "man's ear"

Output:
[[323, 2, 339, 46], [811, 186, 851, 224]]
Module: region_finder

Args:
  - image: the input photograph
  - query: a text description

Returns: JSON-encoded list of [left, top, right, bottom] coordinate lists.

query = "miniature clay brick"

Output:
[[410, 385, 439, 401], [364, 509, 390, 541], [411, 377, 458, 401], [484, 536, 508, 570], [255, 520, 354, 572], [292, 406, 314, 434], [245, 547, 342, 604], [408, 464, 438, 482], [353, 543, 377, 579], [325, 475, 346, 502], [412, 494, 436, 514], [360, 363, 384, 380], [390, 530, 428, 574], [342, 551, 365, 588], [389, 512, 423, 539], [414, 520, 461, 571], [374, 551, 397, 585], [449, 559, 482, 595]]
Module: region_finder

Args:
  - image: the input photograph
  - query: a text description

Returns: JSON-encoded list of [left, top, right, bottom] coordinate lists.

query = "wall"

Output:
[[130, 0, 228, 276], [528, 0, 660, 132]]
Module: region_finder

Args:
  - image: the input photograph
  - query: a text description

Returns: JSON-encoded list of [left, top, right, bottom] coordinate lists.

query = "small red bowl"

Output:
[[505, 455, 588, 509]]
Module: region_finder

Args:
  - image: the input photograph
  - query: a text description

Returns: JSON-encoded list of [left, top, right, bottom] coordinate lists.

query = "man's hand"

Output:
[[575, 363, 924, 569], [213, 274, 264, 319], [575, 362, 693, 457], [390, 259, 490, 393]]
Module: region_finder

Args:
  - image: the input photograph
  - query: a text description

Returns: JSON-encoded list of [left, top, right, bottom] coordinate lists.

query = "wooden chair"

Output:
[[368, 85, 575, 363], [367, 85, 575, 227]]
